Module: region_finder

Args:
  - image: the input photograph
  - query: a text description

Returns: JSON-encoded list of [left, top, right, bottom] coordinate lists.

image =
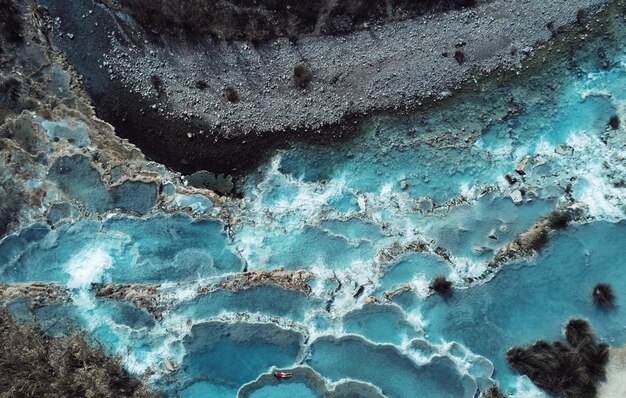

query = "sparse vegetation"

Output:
[[224, 85, 240, 103], [608, 114, 620, 129], [592, 283, 615, 307], [293, 63, 313, 89], [0, 0, 23, 43], [430, 275, 452, 295], [0, 309, 161, 398], [506, 319, 609, 398]]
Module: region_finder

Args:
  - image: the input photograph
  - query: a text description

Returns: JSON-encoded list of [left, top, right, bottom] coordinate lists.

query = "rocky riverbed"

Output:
[[38, 0, 611, 176]]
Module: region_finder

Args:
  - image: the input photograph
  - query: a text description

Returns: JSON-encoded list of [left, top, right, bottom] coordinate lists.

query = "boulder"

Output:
[[515, 156, 531, 176], [510, 190, 524, 204]]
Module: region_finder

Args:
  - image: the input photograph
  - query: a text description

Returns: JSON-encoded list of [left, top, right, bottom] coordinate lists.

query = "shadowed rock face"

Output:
[[0, 182, 23, 237], [109, 0, 477, 43]]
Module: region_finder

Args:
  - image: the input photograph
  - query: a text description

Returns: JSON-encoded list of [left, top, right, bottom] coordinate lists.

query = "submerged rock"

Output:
[[515, 156, 531, 176], [555, 143, 574, 155], [489, 204, 584, 268], [0, 282, 69, 307], [352, 284, 365, 299], [200, 269, 314, 294], [504, 173, 517, 185], [94, 283, 161, 315], [510, 189, 524, 205]]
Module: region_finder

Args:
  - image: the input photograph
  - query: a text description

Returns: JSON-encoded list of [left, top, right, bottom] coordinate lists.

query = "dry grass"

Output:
[[0, 309, 161, 398]]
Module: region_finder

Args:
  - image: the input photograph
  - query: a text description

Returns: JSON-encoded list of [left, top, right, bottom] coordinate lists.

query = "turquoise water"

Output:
[[2, 8, 626, 398]]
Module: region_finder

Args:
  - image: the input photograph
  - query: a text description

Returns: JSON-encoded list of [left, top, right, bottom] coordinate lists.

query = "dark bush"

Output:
[[293, 63, 313, 89], [0, 0, 23, 43], [592, 283, 615, 307], [506, 319, 609, 398], [195, 79, 208, 90], [150, 74, 162, 90], [430, 275, 452, 295], [224, 85, 240, 102], [0, 309, 161, 397], [565, 319, 593, 348], [454, 49, 465, 64], [546, 211, 570, 230], [608, 115, 620, 129]]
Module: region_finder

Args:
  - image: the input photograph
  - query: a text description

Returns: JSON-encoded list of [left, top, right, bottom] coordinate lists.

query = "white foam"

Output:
[[509, 376, 550, 398], [565, 132, 625, 219], [242, 154, 354, 228], [533, 137, 554, 157], [66, 248, 113, 289]]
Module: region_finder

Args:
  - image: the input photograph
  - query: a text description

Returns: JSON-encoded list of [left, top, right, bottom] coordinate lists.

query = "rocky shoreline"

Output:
[[39, 0, 612, 177]]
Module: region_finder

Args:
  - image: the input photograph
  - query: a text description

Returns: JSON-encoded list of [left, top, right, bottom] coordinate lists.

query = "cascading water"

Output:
[[1, 6, 626, 398]]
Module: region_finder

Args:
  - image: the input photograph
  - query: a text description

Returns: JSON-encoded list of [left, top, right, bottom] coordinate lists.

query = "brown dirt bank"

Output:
[[36, 0, 613, 180]]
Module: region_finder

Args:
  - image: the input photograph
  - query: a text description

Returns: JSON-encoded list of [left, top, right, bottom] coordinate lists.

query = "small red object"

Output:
[[274, 371, 293, 379]]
